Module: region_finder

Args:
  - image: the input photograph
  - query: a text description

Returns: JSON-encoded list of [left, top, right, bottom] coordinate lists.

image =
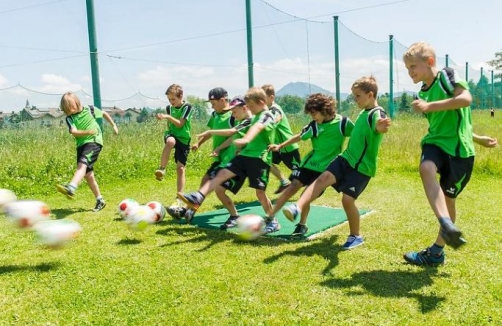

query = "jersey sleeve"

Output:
[[369, 108, 387, 132], [269, 105, 283, 121], [181, 104, 193, 120], [300, 120, 317, 141], [166, 105, 171, 115], [441, 67, 469, 94], [342, 116, 355, 137], [65, 116, 75, 132], [235, 118, 251, 132], [207, 111, 216, 128], [258, 111, 275, 127]]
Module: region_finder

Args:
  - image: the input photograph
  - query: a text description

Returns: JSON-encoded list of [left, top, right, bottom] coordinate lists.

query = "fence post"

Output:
[[389, 35, 394, 118], [333, 16, 340, 108]]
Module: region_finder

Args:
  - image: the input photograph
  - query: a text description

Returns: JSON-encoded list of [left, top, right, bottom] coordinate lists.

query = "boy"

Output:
[[56, 92, 107, 212], [262, 84, 301, 194], [402, 42, 498, 266], [269, 93, 353, 237], [178, 87, 280, 234], [155, 84, 193, 199], [283, 76, 391, 249]]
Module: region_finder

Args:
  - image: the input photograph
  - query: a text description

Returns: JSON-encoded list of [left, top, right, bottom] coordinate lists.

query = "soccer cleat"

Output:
[[341, 235, 364, 250], [291, 223, 308, 237], [263, 217, 281, 234], [176, 192, 203, 211], [167, 206, 186, 221], [403, 247, 445, 266], [56, 184, 75, 200], [155, 169, 165, 181], [93, 200, 106, 212], [220, 216, 239, 230], [274, 182, 290, 195], [282, 203, 300, 222], [184, 209, 195, 224], [438, 218, 466, 249]]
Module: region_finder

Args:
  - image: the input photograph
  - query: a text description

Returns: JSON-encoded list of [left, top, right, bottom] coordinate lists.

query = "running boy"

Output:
[[155, 84, 193, 199], [178, 87, 280, 233], [56, 92, 107, 212], [268, 93, 354, 237], [402, 42, 498, 266], [262, 84, 301, 194], [283, 76, 391, 249]]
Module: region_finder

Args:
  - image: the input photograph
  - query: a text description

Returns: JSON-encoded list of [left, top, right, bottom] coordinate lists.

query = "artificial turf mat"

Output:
[[191, 201, 370, 240]]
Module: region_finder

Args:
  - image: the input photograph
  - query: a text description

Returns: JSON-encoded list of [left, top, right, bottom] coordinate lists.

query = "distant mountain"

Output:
[[276, 82, 349, 100]]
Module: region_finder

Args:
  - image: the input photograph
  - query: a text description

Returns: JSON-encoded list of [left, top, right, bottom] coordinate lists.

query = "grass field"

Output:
[[0, 110, 501, 325]]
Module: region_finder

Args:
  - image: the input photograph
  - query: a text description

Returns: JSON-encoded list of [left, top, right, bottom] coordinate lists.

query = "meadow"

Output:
[[0, 110, 501, 325]]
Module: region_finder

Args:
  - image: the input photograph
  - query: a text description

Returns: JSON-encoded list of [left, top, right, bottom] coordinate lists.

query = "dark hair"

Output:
[[351, 76, 378, 97], [304, 93, 336, 116]]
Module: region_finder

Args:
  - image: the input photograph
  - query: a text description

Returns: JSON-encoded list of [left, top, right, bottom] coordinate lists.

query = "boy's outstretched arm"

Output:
[[473, 133, 498, 148], [102, 111, 119, 135], [234, 123, 264, 148], [412, 86, 472, 114], [197, 128, 237, 139], [376, 117, 391, 133], [269, 133, 301, 152]]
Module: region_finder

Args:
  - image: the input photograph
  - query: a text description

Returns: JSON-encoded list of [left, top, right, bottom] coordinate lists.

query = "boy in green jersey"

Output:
[[262, 84, 301, 194], [155, 84, 193, 199], [283, 76, 391, 249], [269, 93, 353, 237], [402, 42, 498, 266], [56, 92, 107, 212], [178, 87, 281, 234]]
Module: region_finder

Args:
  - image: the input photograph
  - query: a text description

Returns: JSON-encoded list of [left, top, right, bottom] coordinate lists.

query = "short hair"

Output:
[[304, 93, 336, 116], [351, 76, 378, 97], [165, 84, 183, 97], [244, 87, 267, 104], [261, 84, 275, 97], [60, 92, 81, 114], [403, 41, 436, 62]]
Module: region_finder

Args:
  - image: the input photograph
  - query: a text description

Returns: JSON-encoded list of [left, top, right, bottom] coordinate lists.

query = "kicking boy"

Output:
[[262, 84, 301, 194], [56, 92, 108, 212], [402, 42, 498, 266], [268, 93, 353, 237], [178, 87, 281, 234], [283, 76, 391, 249]]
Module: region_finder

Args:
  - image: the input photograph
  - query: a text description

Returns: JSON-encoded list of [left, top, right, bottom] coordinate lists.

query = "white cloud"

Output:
[[38, 74, 81, 94], [0, 74, 8, 88]]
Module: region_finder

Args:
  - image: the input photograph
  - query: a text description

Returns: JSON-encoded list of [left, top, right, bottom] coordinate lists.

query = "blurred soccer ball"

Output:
[[4, 200, 51, 229], [125, 205, 157, 231], [117, 198, 139, 219], [235, 214, 265, 241], [0, 189, 17, 213], [33, 219, 82, 249], [146, 201, 167, 223]]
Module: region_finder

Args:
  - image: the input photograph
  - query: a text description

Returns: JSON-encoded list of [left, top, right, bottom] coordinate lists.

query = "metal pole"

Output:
[[465, 62, 469, 82], [389, 35, 394, 118], [491, 70, 494, 108], [333, 16, 341, 108], [445, 54, 449, 68], [245, 0, 254, 87], [86, 0, 103, 128]]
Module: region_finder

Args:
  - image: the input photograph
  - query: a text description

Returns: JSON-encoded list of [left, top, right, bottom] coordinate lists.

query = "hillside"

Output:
[[276, 82, 348, 100]]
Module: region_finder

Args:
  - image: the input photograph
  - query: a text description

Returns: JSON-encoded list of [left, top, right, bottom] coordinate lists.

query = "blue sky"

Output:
[[0, 0, 500, 111]]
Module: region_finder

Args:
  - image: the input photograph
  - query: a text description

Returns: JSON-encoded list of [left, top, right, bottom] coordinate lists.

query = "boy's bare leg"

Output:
[[256, 189, 273, 217], [342, 194, 360, 236], [297, 171, 336, 212], [215, 186, 238, 216], [176, 162, 186, 193], [271, 180, 303, 216]]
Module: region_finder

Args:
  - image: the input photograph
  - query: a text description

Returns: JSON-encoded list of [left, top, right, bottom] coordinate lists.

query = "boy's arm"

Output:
[[412, 85, 472, 114], [376, 117, 391, 133], [70, 128, 97, 137], [473, 133, 498, 148], [234, 123, 265, 148], [269, 133, 301, 152], [212, 137, 234, 157], [192, 133, 211, 151], [197, 128, 238, 139], [164, 115, 187, 128], [102, 111, 119, 135]]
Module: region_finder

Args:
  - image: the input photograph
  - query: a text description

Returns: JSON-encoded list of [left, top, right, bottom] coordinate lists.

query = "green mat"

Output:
[[191, 201, 369, 240]]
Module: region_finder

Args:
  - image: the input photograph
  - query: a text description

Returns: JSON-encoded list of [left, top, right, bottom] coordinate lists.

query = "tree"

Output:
[[136, 108, 150, 123], [488, 50, 502, 78], [398, 93, 413, 112], [276, 95, 305, 114], [186, 95, 209, 120]]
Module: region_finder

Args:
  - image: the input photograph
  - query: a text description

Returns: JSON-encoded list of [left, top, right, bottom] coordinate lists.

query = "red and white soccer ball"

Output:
[[125, 205, 157, 231], [0, 189, 17, 213], [33, 219, 82, 249], [146, 201, 167, 223], [4, 200, 51, 229], [235, 214, 265, 241], [117, 198, 140, 219]]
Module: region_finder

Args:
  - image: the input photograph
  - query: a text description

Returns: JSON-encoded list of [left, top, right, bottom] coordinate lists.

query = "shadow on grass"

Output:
[[116, 238, 142, 245], [51, 207, 89, 219], [263, 235, 342, 275], [321, 269, 448, 313], [0, 262, 60, 275]]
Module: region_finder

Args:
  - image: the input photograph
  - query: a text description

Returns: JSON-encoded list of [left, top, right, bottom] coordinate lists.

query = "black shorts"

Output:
[[164, 134, 190, 166], [208, 164, 245, 195], [224, 156, 270, 190], [205, 161, 221, 179], [325, 156, 371, 199], [290, 167, 322, 187], [272, 149, 301, 170], [421, 144, 474, 198], [76, 142, 102, 174]]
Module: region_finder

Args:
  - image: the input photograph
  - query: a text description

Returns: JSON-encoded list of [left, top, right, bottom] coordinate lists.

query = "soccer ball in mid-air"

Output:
[[146, 201, 167, 223], [235, 214, 266, 241], [125, 205, 157, 231], [117, 198, 139, 219], [33, 219, 82, 249], [4, 200, 51, 229], [0, 189, 17, 212]]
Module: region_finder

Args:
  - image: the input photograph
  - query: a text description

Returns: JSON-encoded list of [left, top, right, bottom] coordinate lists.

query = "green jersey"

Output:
[[65, 106, 103, 148], [164, 103, 193, 145], [342, 107, 386, 177], [89, 105, 104, 132], [270, 103, 299, 153], [239, 109, 276, 165], [207, 110, 236, 162], [219, 118, 252, 167], [419, 67, 475, 158], [299, 114, 354, 172]]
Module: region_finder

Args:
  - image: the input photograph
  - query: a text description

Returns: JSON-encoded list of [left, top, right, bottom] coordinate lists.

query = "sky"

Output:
[[0, 0, 501, 111]]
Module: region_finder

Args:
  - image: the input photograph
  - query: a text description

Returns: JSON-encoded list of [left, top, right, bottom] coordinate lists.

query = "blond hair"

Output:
[[351, 76, 378, 96], [403, 41, 436, 62], [60, 92, 82, 115], [261, 84, 275, 97], [244, 87, 267, 104], [165, 84, 183, 98]]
